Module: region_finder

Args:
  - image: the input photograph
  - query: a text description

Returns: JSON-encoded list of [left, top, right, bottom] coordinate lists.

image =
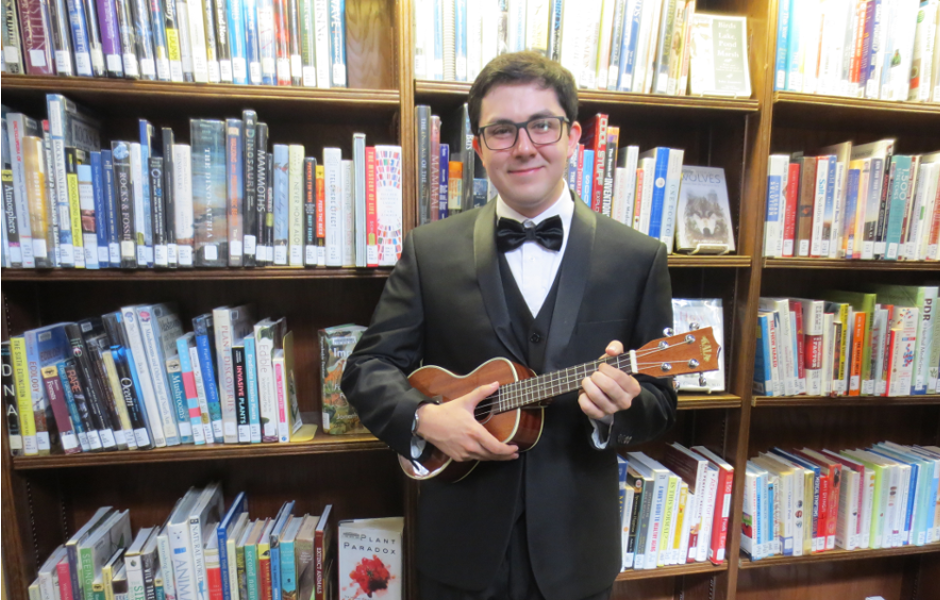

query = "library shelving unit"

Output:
[[1, 2, 938, 600]]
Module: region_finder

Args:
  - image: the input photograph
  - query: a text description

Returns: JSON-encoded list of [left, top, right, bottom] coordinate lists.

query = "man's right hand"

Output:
[[415, 382, 520, 463]]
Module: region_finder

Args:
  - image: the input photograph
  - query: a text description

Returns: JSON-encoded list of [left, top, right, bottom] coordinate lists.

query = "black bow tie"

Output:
[[496, 216, 564, 253]]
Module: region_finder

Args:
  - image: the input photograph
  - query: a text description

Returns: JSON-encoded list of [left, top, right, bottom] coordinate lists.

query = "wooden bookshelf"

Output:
[[738, 544, 940, 570], [753, 395, 940, 407], [10, 431, 389, 470], [763, 257, 940, 271], [615, 561, 728, 582], [2, 0, 939, 599]]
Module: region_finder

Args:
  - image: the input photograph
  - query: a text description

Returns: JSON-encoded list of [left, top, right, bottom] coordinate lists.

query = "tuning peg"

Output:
[[685, 334, 696, 344], [660, 363, 672, 372], [687, 359, 700, 368], [689, 322, 700, 331], [663, 327, 674, 337], [673, 379, 681, 391], [699, 374, 708, 387]]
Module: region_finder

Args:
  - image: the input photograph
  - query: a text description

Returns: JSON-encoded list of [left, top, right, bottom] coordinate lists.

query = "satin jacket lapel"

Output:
[[545, 196, 596, 371], [474, 201, 526, 364]]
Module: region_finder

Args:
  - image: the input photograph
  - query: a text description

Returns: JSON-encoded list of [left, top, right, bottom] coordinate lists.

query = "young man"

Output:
[[341, 52, 676, 600]]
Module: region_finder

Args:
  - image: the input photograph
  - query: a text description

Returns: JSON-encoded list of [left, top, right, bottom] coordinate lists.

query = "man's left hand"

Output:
[[578, 340, 642, 419]]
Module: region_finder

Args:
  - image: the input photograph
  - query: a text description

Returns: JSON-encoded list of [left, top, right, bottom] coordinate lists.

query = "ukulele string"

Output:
[[464, 332, 709, 417]]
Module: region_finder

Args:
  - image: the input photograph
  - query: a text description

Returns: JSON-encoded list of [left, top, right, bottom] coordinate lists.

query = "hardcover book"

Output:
[[337, 517, 402, 600], [675, 166, 736, 253]]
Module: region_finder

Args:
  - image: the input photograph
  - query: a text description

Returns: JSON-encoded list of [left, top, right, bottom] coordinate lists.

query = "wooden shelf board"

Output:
[[678, 394, 742, 410], [772, 93, 940, 131], [0, 267, 392, 281], [753, 395, 940, 407], [1, 258, 748, 280], [12, 431, 388, 470], [615, 561, 728, 582], [0, 75, 401, 119], [763, 257, 939, 271], [738, 543, 940, 569], [668, 255, 751, 268], [774, 92, 940, 116], [415, 80, 758, 113]]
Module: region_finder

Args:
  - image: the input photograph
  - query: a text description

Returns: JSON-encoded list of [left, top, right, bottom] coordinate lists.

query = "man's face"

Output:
[[472, 82, 581, 218]]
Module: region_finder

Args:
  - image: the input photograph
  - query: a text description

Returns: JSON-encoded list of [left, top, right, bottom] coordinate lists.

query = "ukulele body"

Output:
[[398, 358, 545, 483]]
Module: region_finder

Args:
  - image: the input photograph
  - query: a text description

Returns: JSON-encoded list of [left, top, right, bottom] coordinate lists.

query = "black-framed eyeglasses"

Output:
[[478, 116, 570, 151]]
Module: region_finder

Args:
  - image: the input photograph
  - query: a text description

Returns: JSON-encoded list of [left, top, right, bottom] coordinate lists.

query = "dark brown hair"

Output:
[[467, 51, 579, 136]]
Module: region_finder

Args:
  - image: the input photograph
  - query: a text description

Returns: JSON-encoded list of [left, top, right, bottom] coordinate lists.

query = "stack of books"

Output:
[[412, 0, 752, 98], [744, 443, 940, 560], [1, 95, 403, 270], [753, 287, 940, 398], [26, 490, 342, 600], [773, 0, 940, 103], [763, 142, 940, 261], [2, 303, 322, 457], [617, 444, 734, 570], [2, 0, 350, 88]]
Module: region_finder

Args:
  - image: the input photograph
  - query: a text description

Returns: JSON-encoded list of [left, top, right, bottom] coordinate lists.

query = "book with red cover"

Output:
[[794, 155, 818, 257], [580, 114, 609, 212], [795, 448, 843, 551], [788, 300, 806, 394], [783, 162, 801, 256], [314, 505, 334, 600], [365, 147, 378, 267], [691, 446, 734, 565]]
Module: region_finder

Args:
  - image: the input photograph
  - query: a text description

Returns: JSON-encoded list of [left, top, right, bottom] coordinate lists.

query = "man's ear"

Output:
[[566, 121, 582, 159], [472, 137, 486, 167]]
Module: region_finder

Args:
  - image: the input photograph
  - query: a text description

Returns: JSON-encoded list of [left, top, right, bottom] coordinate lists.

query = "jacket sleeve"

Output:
[[340, 233, 433, 458], [610, 243, 678, 447]]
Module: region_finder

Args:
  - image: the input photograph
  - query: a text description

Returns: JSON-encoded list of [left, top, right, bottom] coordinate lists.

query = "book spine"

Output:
[[304, 157, 317, 266], [90, 152, 109, 267], [286, 0, 301, 84], [150, 157, 167, 267], [212, 0, 231, 82], [161, 129, 177, 267], [233, 345, 250, 443], [244, 0, 261, 83], [323, 147, 342, 266], [327, 0, 344, 85], [365, 146, 377, 267], [162, 0, 184, 81], [242, 112, 257, 266], [258, 0, 275, 84], [315, 164, 325, 265], [173, 143, 194, 266], [244, 336, 261, 443], [288, 145, 304, 266], [226, 119, 245, 266], [42, 364, 81, 453], [253, 124, 269, 264]]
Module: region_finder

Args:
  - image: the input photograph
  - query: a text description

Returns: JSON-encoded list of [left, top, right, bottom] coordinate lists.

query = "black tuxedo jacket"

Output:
[[341, 197, 677, 600]]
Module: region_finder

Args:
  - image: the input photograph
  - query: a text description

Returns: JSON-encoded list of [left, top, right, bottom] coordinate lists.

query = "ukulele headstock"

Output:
[[632, 327, 720, 378]]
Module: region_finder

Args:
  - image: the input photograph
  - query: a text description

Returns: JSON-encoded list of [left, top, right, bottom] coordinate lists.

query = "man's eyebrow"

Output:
[[482, 110, 558, 126]]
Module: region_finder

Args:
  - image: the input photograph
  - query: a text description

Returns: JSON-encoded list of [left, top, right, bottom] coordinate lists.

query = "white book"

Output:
[[288, 145, 305, 267], [660, 148, 685, 250], [626, 451, 672, 569], [810, 156, 830, 258], [760, 299, 796, 396], [37, 546, 67, 600], [186, 0, 210, 82], [173, 144, 194, 267], [559, 1, 585, 87], [761, 452, 806, 556], [167, 489, 204, 600], [413, 0, 430, 78], [254, 318, 282, 442], [134, 304, 183, 446], [374, 146, 403, 266], [613, 146, 639, 226], [637, 157, 656, 235], [765, 155, 789, 257], [741, 464, 761, 558], [881, 0, 920, 100], [696, 465, 719, 562], [323, 147, 343, 266], [341, 159, 355, 267], [213, 305, 255, 444], [188, 483, 224, 600], [907, 163, 939, 260], [466, 0, 483, 81], [821, 312, 835, 395], [125, 528, 155, 600], [480, 0, 499, 68], [121, 306, 167, 448], [800, 0, 822, 93]]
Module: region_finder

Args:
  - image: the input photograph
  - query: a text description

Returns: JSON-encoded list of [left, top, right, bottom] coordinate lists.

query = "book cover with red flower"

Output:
[[337, 517, 404, 600]]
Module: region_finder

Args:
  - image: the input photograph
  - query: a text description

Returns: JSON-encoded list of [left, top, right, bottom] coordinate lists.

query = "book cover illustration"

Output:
[[373, 146, 402, 266], [319, 325, 367, 435], [191, 120, 228, 266], [338, 517, 403, 600], [675, 165, 735, 253], [672, 298, 725, 392], [688, 14, 751, 97]]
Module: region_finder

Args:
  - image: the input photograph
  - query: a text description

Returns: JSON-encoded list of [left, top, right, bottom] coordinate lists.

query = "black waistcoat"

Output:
[[496, 250, 565, 374]]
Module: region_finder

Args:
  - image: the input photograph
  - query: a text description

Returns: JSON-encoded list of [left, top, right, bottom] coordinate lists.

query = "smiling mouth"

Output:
[[509, 166, 542, 175]]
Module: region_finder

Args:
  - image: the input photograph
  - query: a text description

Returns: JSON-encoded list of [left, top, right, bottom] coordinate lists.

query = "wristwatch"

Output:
[[411, 397, 442, 438]]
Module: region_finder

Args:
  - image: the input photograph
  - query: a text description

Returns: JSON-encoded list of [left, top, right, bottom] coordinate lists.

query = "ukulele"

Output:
[[399, 327, 720, 482]]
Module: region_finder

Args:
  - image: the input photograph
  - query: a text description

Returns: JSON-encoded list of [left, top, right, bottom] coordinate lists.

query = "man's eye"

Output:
[[531, 120, 552, 132], [489, 126, 515, 137]]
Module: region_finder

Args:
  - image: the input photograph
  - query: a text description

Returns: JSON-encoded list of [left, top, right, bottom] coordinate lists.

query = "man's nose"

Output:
[[513, 126, 537, 155]]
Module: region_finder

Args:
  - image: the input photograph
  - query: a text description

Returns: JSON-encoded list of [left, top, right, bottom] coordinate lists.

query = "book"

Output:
[[319, 325, 367, 435], [675, 166, 736, 253], [337, 517, 402, 600]]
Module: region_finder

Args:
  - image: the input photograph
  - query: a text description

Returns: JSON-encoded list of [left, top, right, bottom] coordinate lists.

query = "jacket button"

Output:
[[529, 333, 541, 343]]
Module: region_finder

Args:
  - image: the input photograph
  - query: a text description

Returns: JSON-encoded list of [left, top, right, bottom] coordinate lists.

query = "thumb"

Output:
[[461, 381, 500, 409]]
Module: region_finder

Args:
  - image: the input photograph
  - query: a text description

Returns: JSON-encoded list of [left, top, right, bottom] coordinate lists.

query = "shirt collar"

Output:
[[495, 186, 574, 231]]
